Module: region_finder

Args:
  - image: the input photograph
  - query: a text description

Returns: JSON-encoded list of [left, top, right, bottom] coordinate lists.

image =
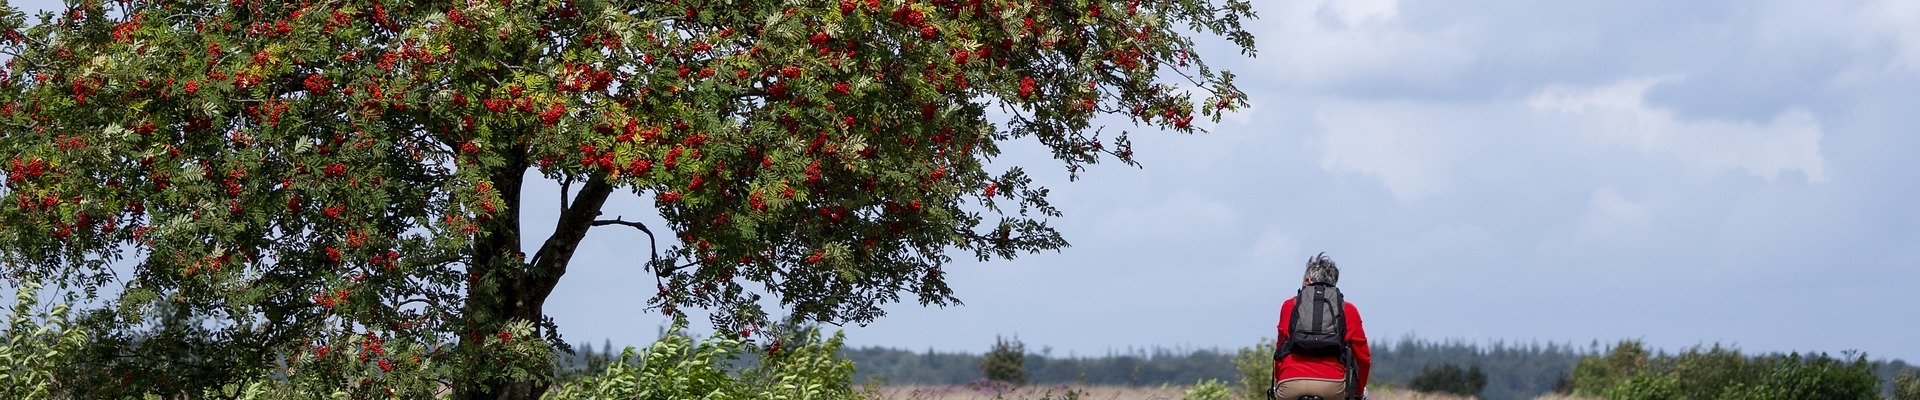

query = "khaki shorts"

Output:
[[1273, 377, 1347, 400]]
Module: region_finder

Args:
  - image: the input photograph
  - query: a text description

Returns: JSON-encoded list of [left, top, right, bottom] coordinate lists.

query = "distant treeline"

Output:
[[842, 345, 1238, 386], [1367, 338, 1589, 400]]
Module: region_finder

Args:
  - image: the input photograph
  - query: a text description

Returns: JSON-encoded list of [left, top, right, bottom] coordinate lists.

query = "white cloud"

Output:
[[1250, 0, 1474, 90], [1858, 0, 1920, 66], [1312, 100, 1492, 202], [1528, 77, 1829, 182], [1744, 0, 1920, 86], [1084, 191, 1238, 240], [1854, 0, 1920, 77], [1317, 0, 1399, 27], [1245, 229, 1302, 262], [1579, 187, 1654, 235]]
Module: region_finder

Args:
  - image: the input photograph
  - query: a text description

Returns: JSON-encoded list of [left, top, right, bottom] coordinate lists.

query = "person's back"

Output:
[[1272, 253, 1371, 400]]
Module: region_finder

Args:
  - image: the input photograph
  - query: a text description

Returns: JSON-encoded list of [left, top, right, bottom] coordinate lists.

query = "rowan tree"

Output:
[[0, 0, 1253, 398]]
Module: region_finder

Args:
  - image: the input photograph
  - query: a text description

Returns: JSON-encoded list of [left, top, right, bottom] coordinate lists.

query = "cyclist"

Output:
[[1272, 253, 1371, 400]]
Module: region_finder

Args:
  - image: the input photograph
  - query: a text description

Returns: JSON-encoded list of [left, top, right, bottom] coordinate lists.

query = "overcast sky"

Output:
[[16, 0, 1919, 362], [559, 0, 1920, 362]]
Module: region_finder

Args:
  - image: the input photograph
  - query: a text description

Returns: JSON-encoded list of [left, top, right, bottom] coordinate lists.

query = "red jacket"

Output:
[[1274, 297, 1371, 396]]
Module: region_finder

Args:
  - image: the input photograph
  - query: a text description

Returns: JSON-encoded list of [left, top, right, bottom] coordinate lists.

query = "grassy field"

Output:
[[866, 385, 1600, 400]]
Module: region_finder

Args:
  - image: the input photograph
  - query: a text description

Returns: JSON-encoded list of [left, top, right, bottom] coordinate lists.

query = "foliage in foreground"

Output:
[[1182, 378, 1234, 400], [0, 294, 864, 400], [544, 324, 863, 400], [1233, 337, 1274, 400], [1896, 371, 1920, 400], [0, 280, 88, 400], [1569, 340, 1879, 400]]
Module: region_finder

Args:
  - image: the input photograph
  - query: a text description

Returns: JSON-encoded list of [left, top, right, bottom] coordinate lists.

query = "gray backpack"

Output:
[[1270, 283, 1358, 399]]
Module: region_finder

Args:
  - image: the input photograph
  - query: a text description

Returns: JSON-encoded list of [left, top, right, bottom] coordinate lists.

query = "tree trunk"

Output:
[[454, 164, 615, 400]]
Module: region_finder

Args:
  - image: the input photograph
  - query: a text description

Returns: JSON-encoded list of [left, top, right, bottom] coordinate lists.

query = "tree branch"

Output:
[[559, 175, 573, 211], [587, 216, 662, 268], [522, 176, 615, 308]]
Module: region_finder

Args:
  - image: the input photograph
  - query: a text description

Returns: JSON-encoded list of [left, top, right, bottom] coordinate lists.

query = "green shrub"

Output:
[[982, 335, 1028, 386], [1569, 343, 1880, 400], [1184, 379, 1235, 400], [1569, 340, 1650, 396], [1894, 371, 1920, 400], [1599, 373, 1677, 400], [1233, 337, 1275, 400], [542, 324, 862, 400], [0, 280, 89, 400], [1717, 353, 1877, 400], [1663, 345, 1765, 400], [739, 328, 862, 400]]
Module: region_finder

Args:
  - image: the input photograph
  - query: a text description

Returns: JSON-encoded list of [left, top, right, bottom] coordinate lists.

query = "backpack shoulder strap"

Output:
[[1275, 286, 1309, 360]]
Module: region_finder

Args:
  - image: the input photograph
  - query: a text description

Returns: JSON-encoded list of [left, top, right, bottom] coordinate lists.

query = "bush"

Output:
[[1567, 342, 1880, 400], [1895, 371, 1920, 400], [0, 276, 868, 400], [543, 324, 863, 400], [1598, 373, 1678, 400], [982, 335, 1028, 386], [0, 280, 89, 400], [1408, 363, 1486, 397], [1185, 379, 1235, 400], [1663, 344, 1765, 400], [1718, 353, 1878, 400], [1568, 340, 1650, 396], [1234, 337, 1276, 400]]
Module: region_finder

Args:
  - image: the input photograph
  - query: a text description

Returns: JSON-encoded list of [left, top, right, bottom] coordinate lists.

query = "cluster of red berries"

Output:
[[538, 102, 566, 126], [6, 157, 49, 181], [360, 332, 385, 360], [840, 0, 880, 15], [749, 192, 768, 212], [69, 78, 97, 104], [311, 288, 350, 308], [304, 74, 331, 95], [891, 4, 937, 38], [555, 62, 615, 93]]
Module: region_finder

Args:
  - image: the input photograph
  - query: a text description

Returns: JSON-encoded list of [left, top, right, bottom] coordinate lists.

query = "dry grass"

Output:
[[867, 385, 1186, 400], [864, 385, 1602, 400], [1526, 395, 1600, 400], [1360, 388, 1473, 400]]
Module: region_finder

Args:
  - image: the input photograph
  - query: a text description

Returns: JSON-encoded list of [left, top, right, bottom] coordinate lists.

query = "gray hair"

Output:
[[1304, 252, 1339, 286]]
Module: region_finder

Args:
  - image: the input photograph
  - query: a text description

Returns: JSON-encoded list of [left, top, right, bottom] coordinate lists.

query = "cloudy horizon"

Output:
[[549, 0, 1920, 362], [10, 0, 1917, 363]]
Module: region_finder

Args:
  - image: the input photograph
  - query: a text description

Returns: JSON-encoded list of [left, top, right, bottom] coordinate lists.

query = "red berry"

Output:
[[303, 74, 330, 95]]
